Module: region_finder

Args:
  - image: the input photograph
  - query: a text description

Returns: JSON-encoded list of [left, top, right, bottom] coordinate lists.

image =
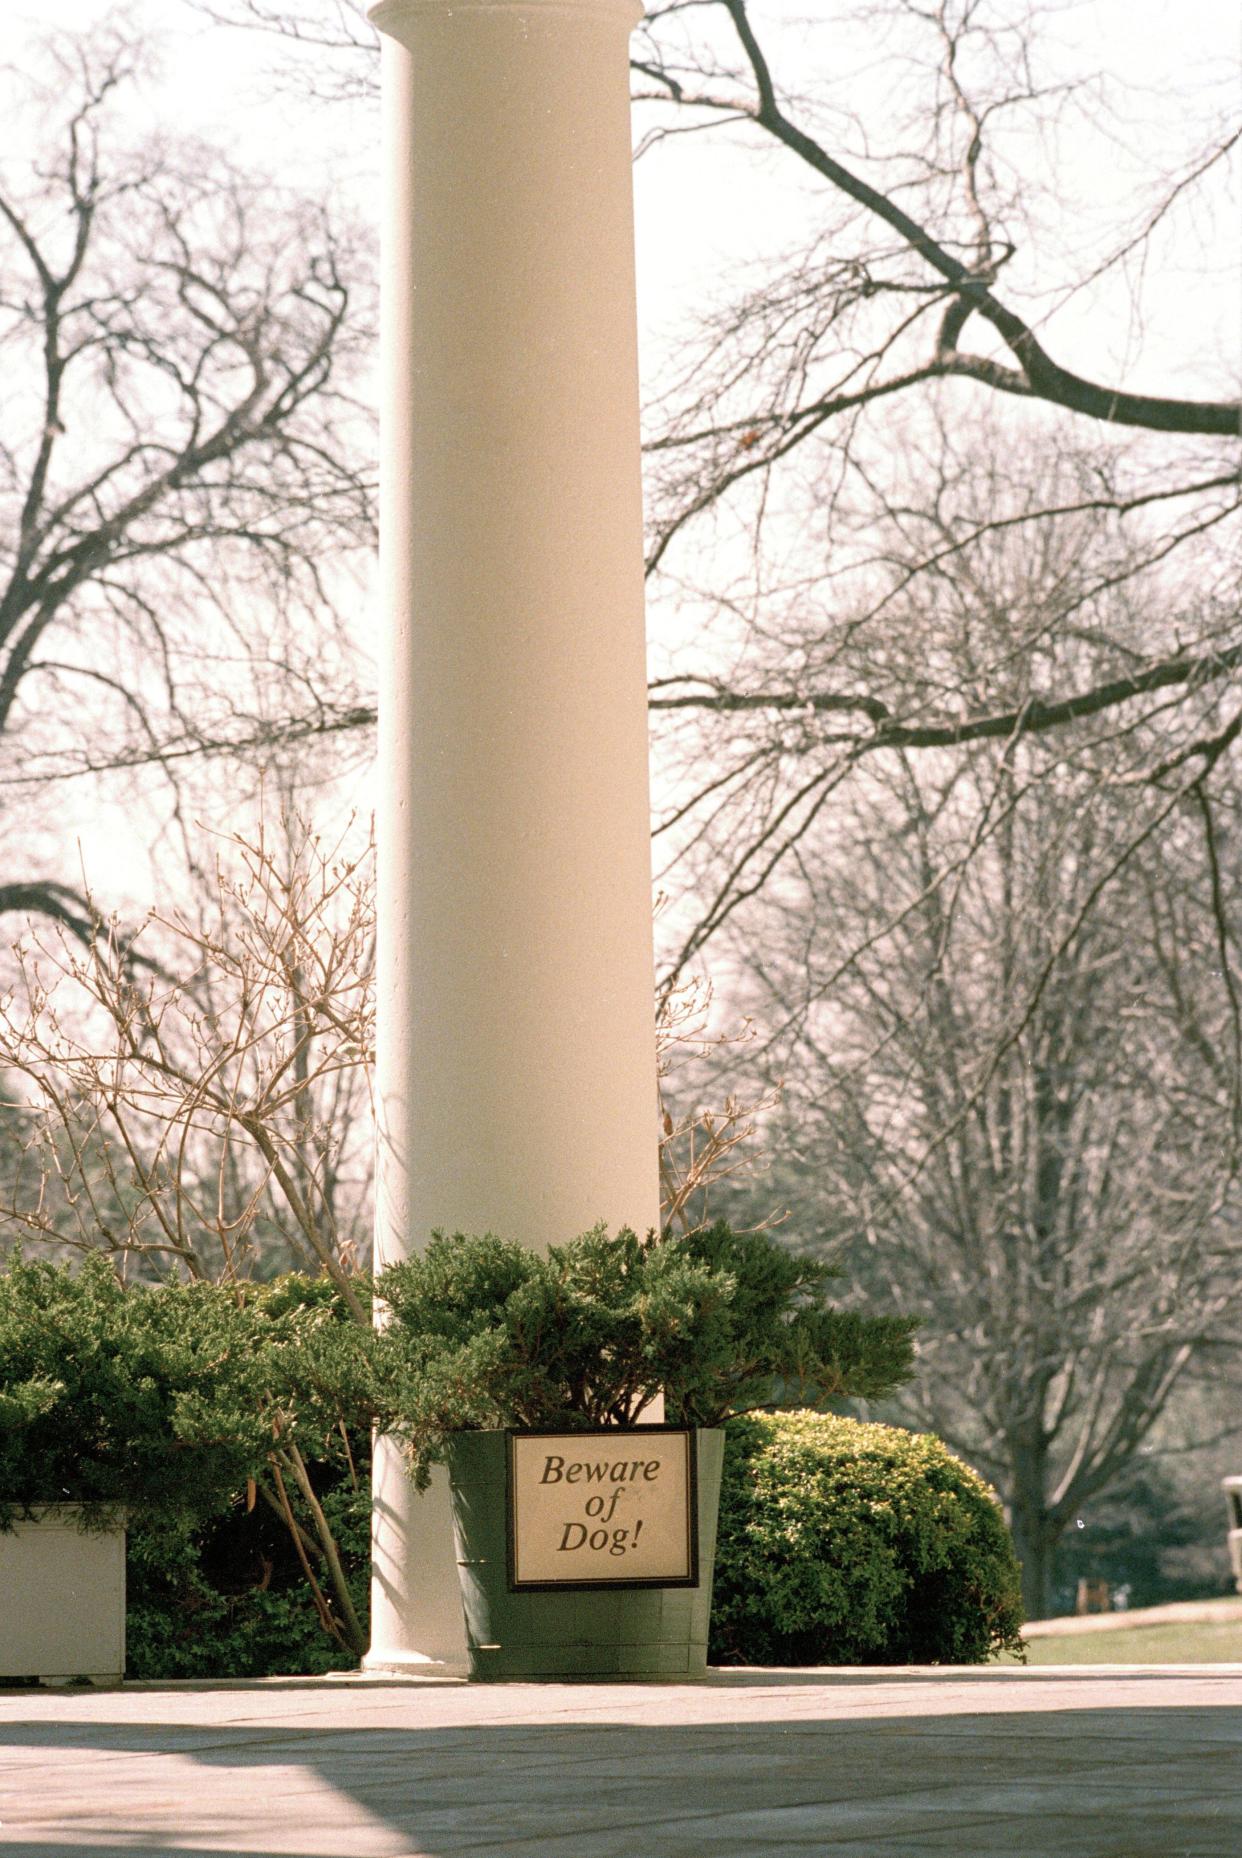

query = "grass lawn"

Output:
[[998, 1620, 1242, 1664]]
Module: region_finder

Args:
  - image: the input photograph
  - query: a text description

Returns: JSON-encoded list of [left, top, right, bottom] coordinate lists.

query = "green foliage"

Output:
[[125, 1468, 370, 1680], [1049, 1448, 1238, 1614], [0, 1257, 380, 1527], [0, 1257, 379, 1670], [0, 1245, 929, 1676], [710, 1411, 1026, 1665], [378, 1222, 917, 1487], [0, 1255, 264, 1527]]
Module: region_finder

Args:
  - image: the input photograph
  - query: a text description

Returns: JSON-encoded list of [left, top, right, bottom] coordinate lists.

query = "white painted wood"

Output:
[[0, 1507, 125, 1682]]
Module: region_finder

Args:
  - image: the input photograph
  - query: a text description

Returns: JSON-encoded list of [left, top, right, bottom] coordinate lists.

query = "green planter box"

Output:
[[446, 1428, 724, 1680]]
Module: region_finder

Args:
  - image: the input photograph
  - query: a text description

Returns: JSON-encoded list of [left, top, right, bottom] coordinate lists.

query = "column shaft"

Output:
[[367, 0, 656, 1669]]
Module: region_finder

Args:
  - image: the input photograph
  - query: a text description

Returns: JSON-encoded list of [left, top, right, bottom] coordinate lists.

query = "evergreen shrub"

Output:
[[0, 1236, 932, 1676], [0, 1258, 377, 1676], [378, 1221, 918, 1485], [710, 1411, 1025, 1665], [0, 1256, 268, 1527], [125, 1477, 370, 1679]]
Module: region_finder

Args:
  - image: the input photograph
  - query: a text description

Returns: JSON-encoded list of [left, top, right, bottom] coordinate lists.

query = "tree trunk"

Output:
[[1009, 1481, 1062, 1620]]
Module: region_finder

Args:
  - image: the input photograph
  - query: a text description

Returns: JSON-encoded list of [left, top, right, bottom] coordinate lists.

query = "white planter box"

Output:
[[0, 1505, 125, 1684], [1225, 1476, 1242, 1593]]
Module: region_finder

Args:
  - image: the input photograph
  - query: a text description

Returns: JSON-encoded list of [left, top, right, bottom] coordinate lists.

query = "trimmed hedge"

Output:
[[710, 1411, 1025, 1665]]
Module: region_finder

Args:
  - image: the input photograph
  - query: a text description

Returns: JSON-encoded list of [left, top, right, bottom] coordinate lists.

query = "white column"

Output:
[[365, 0, 657, 1670]]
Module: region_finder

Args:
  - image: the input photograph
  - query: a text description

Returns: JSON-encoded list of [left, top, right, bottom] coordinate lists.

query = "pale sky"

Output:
[[19, 0, 1240, 390], [6, 0, 1240, 911]]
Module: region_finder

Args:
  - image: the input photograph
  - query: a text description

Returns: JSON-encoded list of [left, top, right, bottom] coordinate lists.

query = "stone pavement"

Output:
[[2, 1666, 1241, 1858]]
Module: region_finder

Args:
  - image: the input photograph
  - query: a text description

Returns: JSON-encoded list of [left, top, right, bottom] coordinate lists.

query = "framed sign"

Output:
[[506, 1426, 699, 1592]]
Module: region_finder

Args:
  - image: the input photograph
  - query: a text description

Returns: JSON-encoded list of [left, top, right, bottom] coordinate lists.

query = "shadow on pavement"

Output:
[[74, 1662, 1242, 1691], [3, 1700, 1242, 1858]]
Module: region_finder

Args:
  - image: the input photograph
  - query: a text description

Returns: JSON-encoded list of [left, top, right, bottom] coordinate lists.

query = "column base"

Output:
[[369, 1442, 469, 1668], [360, 1649, 467, 1681]]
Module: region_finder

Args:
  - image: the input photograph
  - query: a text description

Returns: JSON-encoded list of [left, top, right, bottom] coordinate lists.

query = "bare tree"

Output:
[[0, 24, 375, 922], [648, 423, 1237, 993], [628, 1, 1240, 986], [0, 810, 773, 1276], [0, 808, 375, 1305], [656, 969, 783, 1233], [162, 7, 1239, 970], [186, 0, 378, 103], [668, 439, 1242, 1617], [717, 632, 1242, 1614], [0, 791, 376, 1652], [638, 0, 1238, 561]]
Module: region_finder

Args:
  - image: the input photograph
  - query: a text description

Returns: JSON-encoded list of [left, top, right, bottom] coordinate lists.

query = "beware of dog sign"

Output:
[[506, 1426, 699, 1591]]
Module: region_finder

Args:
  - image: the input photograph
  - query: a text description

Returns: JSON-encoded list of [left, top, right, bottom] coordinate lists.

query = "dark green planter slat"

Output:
[[446, 1429, 724, 1681]]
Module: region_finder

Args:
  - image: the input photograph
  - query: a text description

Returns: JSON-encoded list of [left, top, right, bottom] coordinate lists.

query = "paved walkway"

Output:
[[3, 1666, 1241, 1857], [1023, 1598, 1242, 1638]]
